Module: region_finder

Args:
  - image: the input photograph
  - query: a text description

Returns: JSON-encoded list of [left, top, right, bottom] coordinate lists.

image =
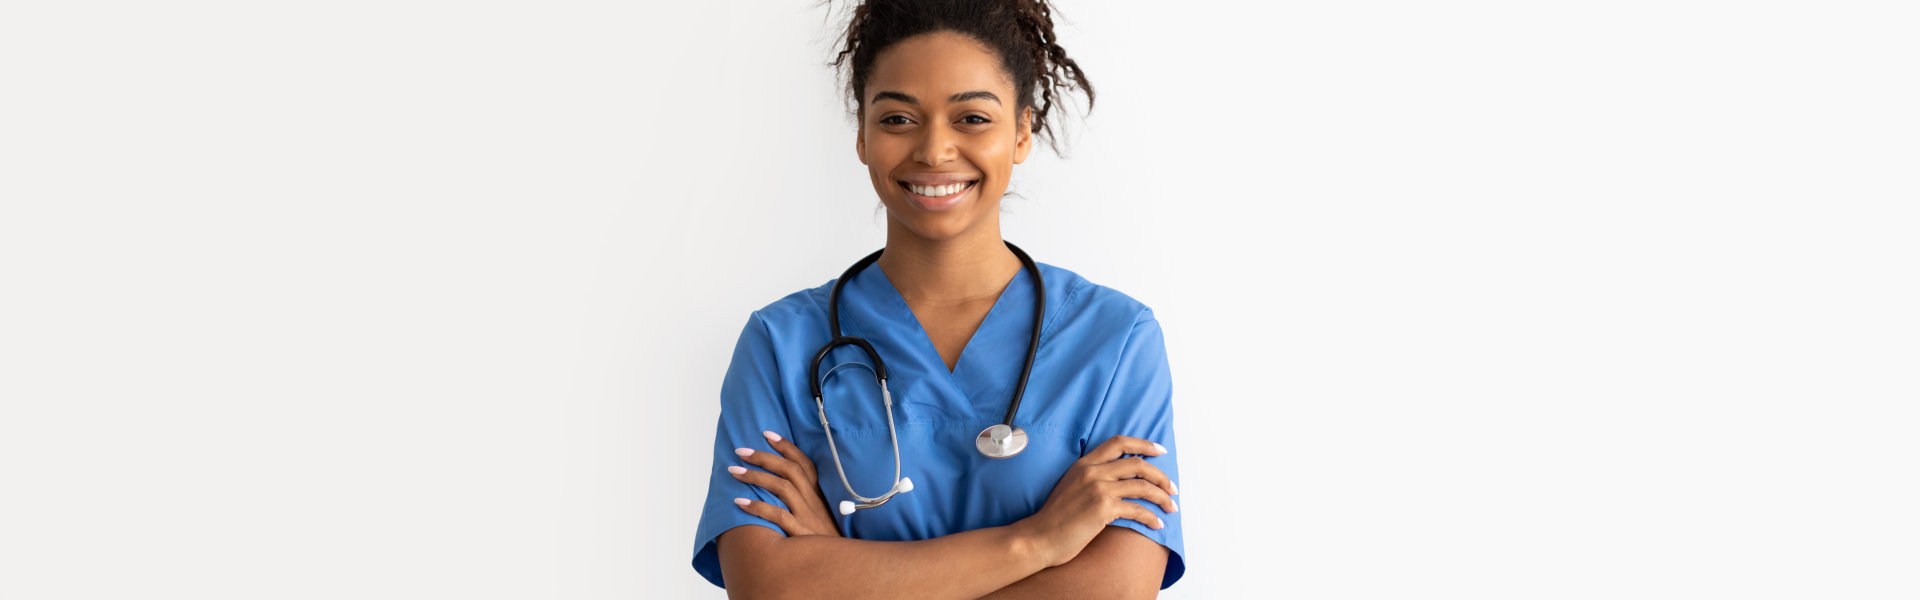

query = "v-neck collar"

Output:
[[842, 261, 1035, 403]]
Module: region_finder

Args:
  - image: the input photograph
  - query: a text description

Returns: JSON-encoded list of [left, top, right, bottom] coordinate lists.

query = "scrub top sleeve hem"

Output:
[[1108, 519, 1188, 589], [691, 523, 789, 589], [692, 474, 798, 590]]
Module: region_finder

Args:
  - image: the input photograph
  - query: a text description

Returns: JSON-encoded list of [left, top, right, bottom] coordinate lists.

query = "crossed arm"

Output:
[[977, 525, 1169, 599], [718, 524, 1165, 600], [713, 433, 1171, 600]]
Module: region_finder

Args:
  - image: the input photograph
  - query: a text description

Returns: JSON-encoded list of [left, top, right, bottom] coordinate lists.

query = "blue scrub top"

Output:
[[691, 261, 1185, 590]]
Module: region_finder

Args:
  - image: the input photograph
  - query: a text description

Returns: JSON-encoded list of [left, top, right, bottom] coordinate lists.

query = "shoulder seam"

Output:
[[1039, 274, 1086, 345]]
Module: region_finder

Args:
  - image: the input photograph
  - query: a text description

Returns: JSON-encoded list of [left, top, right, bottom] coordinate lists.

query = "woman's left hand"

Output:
[[729, 430, 843, 538]]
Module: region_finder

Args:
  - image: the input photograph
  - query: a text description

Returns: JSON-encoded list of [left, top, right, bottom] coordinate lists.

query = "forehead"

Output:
[[867, 31, 1015, 100]]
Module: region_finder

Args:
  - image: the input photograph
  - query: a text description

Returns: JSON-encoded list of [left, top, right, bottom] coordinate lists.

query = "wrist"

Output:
[[1004, 519, 1058, 571]]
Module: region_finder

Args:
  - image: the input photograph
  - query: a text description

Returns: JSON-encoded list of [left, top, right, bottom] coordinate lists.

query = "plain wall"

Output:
[[2, 1, 1916, 598]]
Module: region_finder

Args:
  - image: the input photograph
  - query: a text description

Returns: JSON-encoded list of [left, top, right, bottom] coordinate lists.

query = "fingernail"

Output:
[[727, 466, 746, 475], [763, 431, 782, 443], [1171, 481, 1179, 495], [733, 498, 750, 507], [1155, 518, 1165, 529], [1152, 443, 1167, 454], [1170, 500, 1179, 513], [735, 448, 754, 457]]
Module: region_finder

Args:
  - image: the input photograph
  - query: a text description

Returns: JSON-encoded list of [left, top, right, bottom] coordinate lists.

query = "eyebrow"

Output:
[[869, 90, 1003, 106]]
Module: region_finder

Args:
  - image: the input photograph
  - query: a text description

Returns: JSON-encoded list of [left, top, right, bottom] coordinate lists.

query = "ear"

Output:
[[1012, 107, 1035, 165], [855, 113, 869, 165]]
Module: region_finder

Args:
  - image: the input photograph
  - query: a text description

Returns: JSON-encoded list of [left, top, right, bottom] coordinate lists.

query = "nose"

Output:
[[911, 123, 957, 166]]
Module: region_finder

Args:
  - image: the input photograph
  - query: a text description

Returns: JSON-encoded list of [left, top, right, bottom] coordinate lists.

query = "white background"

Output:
[[2, 1, 1916, 598]]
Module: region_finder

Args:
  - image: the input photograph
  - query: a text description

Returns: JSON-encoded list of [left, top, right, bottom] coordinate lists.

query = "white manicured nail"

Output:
[[1152, 443, 1167, 454], [764, 431, 782, 443], [733, 498, 750, 507], [735, 448, 753, 457], [727, 466, 746, 475]]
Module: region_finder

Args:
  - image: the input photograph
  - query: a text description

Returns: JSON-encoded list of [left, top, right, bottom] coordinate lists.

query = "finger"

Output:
[[734, 446, 810, 491], [732, 497, 804, 536], [1092, 456, 1178, 497], [1112, 501, 1166, 530], [732, 448, 829, 522], [730, 464, 829, 523], [761, 431, 818, 478], [728, 465, 798, 500], [1109, 478, 1177, 515], [1080, 435, 1168, 465]]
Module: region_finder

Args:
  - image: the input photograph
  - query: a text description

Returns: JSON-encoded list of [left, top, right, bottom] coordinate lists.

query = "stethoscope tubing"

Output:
[[811, 243, 1041, 426], [808, 242, 1045, 511], [1000, 242, 1044, 428]]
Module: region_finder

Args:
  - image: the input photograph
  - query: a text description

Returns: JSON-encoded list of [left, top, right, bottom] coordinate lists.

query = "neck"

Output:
[[876, 219, 1022, 306]]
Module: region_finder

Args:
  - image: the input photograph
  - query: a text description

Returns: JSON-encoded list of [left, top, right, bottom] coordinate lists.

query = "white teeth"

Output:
[[908, 182, 971, 197]]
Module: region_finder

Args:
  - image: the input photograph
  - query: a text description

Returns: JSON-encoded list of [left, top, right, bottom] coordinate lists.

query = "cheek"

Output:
[[970, 144, 1016, 192], [863, 141, 905, 191]]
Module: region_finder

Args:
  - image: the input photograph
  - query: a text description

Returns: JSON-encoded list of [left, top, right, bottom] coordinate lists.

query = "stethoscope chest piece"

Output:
[[975, 423, 1029, 458]]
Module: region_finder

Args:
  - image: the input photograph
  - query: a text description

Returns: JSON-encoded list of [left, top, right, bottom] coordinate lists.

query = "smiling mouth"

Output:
[[899, 180, 978, 198]]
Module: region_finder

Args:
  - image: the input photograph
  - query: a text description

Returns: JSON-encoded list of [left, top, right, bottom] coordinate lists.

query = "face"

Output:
[[856, 31, 1034, 243]]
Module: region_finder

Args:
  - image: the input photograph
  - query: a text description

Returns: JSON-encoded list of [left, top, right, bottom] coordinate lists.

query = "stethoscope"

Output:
[[809, 241, 1045, 515]]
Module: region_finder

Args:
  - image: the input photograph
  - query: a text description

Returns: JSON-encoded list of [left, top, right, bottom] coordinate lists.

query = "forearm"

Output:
[[975, 526, 1166, 600], [719, 523, 1052, 600]]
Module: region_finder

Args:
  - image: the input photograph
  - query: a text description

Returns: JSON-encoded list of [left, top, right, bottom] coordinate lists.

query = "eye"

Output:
[[960, 115, 992, 125], [880, 115, 914, 125]]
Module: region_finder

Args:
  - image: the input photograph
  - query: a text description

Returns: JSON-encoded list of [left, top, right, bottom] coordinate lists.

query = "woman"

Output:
[[691, 1, 1184, 597]]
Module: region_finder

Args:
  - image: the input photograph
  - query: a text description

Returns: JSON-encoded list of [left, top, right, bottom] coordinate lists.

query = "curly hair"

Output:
[[829, 0, 1095, 154]]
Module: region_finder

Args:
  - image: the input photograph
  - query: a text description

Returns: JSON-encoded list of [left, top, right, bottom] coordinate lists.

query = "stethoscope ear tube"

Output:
[[815, 378, 909, 511], [809, 336, 888, 400]]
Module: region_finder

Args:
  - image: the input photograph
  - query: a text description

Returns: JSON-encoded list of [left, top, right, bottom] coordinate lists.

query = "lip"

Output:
[[898, 172, 981, 186], [901, 179, 977, 212]]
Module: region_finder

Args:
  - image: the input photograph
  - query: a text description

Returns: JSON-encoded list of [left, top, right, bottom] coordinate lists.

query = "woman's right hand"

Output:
[[1013, 435, 1179, 568]]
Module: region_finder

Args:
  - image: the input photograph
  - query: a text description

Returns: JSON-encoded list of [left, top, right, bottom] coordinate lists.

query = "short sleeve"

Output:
[[690, 312, 798, 589], [1083, 308, 1186, 589]]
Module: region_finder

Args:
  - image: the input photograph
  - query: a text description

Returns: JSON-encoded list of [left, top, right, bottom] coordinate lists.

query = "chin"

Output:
[[885, 201, 984, 242]]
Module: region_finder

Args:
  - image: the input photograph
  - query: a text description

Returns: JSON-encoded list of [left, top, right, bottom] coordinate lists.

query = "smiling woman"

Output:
[[690, 1, 1185, 598], [859, 31, 1034, 246]]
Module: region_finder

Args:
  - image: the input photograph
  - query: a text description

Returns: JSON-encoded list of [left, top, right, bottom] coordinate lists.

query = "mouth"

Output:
[[897, 178, 979, 212], [898, 179, 979, 199]]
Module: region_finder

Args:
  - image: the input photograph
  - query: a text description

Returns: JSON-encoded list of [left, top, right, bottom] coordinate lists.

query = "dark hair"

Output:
[[829, 0, 1094, 154]]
